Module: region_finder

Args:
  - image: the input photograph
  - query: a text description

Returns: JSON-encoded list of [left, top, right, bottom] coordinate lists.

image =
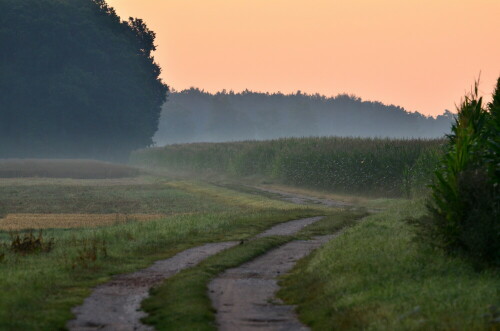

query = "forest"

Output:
[[154, 88, 455, 145]]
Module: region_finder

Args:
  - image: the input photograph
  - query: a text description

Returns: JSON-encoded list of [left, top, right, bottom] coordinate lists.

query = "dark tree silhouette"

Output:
[[0, 0, 168, 160]]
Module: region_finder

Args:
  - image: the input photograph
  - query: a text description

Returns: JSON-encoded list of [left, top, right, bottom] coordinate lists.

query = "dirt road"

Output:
[[67, 216, 325, 331], [254, 187, 350, 207], [206, 188, 353, 330], [67, 242, 238, 331], [209, 235, 335, 331]]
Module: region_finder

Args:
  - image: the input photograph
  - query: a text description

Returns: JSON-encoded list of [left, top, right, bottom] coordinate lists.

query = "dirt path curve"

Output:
[[67, 242, 238, 331], [254, 187, 350, 207], [67, 216, 324, 331], [209, 234, 337, 331]]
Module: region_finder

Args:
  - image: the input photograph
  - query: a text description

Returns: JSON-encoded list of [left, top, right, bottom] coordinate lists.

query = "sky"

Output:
[[107, 0, 500, 116]]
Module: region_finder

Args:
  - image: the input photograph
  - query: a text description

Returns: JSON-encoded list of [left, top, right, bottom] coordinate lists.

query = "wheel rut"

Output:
[[67, 242, 238, 331], [209, 235, 337, 331], [67, 216, 325, 331]]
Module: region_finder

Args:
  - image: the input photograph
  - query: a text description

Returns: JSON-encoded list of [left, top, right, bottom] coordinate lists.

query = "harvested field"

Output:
[[0, 213, 166, 230], [0, 182, 228, 216], [0, 159, 139, 179]]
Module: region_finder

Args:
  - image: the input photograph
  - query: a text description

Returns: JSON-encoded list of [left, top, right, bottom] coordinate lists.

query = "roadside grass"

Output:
[[0, 179, 323, 330], [278, 199, 500, 330], [295, 210, 369, 238], [141, 209, 366, 330]]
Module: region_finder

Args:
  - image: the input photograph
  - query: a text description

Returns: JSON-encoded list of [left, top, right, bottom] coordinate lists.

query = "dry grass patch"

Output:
[[0, 213, 166, 230]]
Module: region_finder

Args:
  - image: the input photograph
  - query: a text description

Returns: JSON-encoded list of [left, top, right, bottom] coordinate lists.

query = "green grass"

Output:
[[0, 178, 323, 330], [2, 168, 497, 330], [278, 199, 500, 330], [131, 136, 444, 197], [141, 209, 366, 330]]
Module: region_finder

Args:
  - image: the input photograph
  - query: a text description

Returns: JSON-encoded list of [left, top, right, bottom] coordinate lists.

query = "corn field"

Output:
[[131, 137, 445, 197]]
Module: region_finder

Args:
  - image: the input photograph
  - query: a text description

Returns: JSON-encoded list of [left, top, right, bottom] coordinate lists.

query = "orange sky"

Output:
[[107, 0, 499, 116]]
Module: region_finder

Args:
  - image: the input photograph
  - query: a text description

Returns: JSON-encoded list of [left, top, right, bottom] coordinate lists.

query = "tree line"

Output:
[[0, 0, 168, 160], [154, 88, 454, 145]]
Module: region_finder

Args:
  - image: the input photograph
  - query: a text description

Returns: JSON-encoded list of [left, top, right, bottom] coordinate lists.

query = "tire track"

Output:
[[209, 235, 336, 331], [67, 216, 325, 331]]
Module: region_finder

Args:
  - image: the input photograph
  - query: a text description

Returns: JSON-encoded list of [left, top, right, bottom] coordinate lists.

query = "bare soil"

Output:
[[209, 235, 337, 331]]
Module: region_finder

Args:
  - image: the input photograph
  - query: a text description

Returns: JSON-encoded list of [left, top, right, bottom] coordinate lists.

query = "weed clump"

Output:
[[9, 231, 54, 254], [71, 238, 108, 269]]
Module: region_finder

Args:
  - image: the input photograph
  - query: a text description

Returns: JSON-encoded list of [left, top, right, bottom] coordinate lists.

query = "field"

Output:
[[0, 153, 498, 330], [0, 164, 325, 330], [0, 159, 139, 179], [131, 136, 444, 197], [0, 178, 229, 221]]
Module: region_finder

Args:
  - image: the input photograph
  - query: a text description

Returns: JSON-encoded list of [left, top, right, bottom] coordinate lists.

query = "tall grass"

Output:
[[131, 137, 445, 197]]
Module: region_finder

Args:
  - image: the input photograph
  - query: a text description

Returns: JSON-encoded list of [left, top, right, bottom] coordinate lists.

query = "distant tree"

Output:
[[154, 102, 195, 144], [288, 94, 318, 137], [0, 0, 168, 160], [206, 93, 254, 141], [154, 89, 453, 146]]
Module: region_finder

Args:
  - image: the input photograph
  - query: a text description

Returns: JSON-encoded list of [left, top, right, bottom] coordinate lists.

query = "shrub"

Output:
[[414, 78, 500, 267]]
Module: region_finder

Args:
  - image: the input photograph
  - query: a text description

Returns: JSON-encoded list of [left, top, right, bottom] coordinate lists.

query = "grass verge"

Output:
[[278, 199, 500, 330], [141, 209, 366, 330]]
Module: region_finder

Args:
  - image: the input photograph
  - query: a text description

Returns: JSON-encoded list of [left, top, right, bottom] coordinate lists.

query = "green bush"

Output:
[[415, 78, 500, 266]]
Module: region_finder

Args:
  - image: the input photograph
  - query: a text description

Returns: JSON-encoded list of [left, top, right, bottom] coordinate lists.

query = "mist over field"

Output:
[[154, 88, 454, 146]]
